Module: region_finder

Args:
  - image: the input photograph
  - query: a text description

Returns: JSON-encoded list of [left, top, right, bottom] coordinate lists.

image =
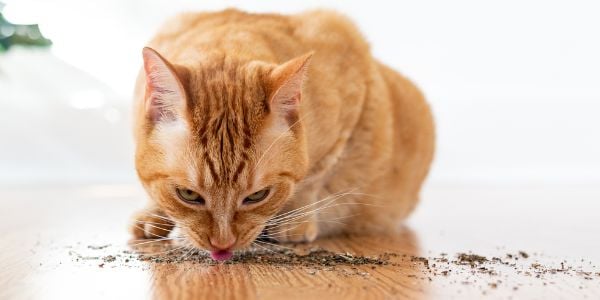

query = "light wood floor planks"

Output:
[[1, 184, 599, 299]]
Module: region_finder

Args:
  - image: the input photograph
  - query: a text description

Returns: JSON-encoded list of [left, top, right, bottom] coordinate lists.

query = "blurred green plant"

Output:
[[0, 3, 52, 52]]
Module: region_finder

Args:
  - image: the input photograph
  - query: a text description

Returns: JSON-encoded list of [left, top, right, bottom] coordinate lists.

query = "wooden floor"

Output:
[[1, 184, 599, 299]]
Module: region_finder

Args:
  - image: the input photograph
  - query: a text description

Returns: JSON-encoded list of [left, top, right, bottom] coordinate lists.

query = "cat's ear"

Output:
[[268, 52, 313, 124], [142, 47, 187, 123]]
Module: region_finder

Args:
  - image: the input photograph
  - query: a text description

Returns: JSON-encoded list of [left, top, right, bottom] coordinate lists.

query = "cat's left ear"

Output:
[[268, 52, 313, 124]]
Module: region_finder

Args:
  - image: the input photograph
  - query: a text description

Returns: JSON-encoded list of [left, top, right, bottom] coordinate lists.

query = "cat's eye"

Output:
[[243, 188, 270, 205], [176, 187, 205, 205]]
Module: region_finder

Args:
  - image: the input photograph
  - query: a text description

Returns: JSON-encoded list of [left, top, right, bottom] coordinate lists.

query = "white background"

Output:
[[1, 0, 599, 186]]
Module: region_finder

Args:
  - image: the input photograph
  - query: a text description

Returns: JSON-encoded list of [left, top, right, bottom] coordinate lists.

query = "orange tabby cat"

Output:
[[131, 9, 434, 260]]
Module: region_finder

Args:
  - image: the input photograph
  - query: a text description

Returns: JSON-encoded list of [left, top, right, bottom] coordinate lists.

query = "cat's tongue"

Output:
[[210, 250, 233, 261]]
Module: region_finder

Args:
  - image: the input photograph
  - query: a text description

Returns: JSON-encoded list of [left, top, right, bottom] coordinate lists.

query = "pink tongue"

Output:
[[211, 250, 233, 261]]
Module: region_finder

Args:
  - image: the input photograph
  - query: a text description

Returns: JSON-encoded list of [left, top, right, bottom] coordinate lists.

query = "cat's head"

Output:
[[135, 47, 312, 257]]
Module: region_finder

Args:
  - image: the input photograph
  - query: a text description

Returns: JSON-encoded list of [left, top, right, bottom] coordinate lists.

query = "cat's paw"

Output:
[[270, 218, 319, 243], [129, 208, 174, 239]]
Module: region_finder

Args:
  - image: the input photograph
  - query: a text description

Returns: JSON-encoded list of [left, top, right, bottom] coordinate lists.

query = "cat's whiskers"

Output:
[[129, 236, 183, 247], [271, 201, 383, 226], [135, 220, 174, 227], [251, 241, 278, 254], [266, 190, 366, 226], [253, 239, 296, 251], [130, 219, 187, 247], [148, 213, 176, 223], [260, 189, 387, 239], [261, 218, 351, 239], [134, 221, 173, 233], [267, 188, 360, 223], [266, 214, 357, 231], [261, 222, 304, 237], [145, 213, 197, 237], [132, 224, 173, 240], [266, 188, 384, 222], [178, 244, 195, 261], [267, 193, 387, 226], [267, 189, 353, 221]]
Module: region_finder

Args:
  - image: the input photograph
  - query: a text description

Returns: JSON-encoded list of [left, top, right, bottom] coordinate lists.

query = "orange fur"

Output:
[[130, 9, 435, 251]]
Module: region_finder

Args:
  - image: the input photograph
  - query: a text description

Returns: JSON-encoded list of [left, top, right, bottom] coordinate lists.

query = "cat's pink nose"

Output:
[[209, 237, 236, 250]]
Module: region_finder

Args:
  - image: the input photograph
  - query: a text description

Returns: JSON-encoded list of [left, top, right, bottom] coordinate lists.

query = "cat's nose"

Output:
[[209, 237, 237, 250]]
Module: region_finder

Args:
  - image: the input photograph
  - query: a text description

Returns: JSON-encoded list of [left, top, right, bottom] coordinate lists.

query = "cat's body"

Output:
[[131, 9, 434, 258]]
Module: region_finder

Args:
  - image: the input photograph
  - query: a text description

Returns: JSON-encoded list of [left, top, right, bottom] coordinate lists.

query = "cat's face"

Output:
[[135, 48, 311, 255]]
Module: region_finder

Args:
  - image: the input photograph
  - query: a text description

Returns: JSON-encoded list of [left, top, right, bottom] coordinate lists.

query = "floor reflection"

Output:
[[141, 226, 429, 300]]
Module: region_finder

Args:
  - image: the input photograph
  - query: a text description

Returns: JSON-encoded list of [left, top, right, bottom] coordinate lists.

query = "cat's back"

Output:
[[150, 9, 371, 65]]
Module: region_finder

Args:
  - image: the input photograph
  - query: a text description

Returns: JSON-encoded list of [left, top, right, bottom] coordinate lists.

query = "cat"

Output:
[[130, 9, 435, 261]]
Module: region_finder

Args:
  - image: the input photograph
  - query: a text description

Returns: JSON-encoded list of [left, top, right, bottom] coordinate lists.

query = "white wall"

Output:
[[2, 0, 599, 185]]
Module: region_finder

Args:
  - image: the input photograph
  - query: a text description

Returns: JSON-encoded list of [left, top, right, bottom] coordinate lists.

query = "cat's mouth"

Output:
[[210, 249, 233, 261], [206, 228, 273, 261], [192, 227, 277, 261]]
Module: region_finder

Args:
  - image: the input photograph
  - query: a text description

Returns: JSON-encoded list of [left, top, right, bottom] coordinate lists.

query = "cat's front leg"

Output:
[[129, 206, 174, 239], [269, 180, 320, 243]]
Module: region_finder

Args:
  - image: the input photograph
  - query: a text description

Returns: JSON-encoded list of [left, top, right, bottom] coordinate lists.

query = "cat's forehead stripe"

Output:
[[204, 154, 220, 183], [231, 160, 246, 183], [184, 56, 268, 187]]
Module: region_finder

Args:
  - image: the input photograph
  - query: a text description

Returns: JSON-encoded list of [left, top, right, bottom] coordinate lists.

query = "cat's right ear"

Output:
[[267, 52, 313, 126], [142, 47, 187, 123]]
